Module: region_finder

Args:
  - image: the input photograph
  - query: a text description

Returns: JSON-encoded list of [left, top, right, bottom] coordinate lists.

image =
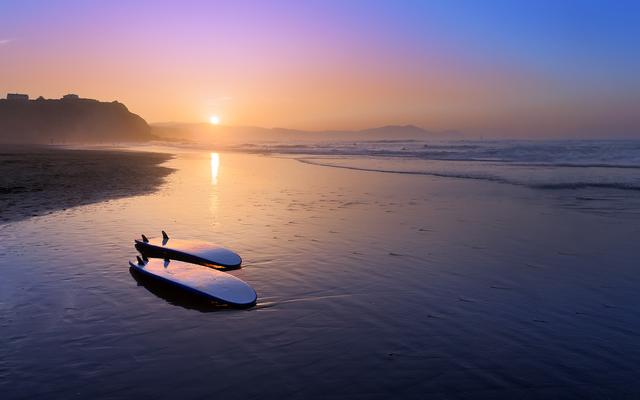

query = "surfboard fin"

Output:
[[163, 258, 170, 268], [136, 255, 145, 265], [162, 230, 169, 240], [141, 234, 149, 243]]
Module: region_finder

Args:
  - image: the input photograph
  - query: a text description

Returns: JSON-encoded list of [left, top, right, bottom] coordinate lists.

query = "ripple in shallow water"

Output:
[[2, 151, 640, 399]]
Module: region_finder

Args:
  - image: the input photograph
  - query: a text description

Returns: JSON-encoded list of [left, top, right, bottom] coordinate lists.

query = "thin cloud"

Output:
[[0, 39, 13, 45]]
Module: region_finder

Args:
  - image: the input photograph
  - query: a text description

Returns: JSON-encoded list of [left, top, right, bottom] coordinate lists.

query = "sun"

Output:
[[209, 115, 220, 125]]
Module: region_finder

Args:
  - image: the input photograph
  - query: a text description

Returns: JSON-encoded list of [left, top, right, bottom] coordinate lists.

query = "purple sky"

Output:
[[1, 0, 639, 137]]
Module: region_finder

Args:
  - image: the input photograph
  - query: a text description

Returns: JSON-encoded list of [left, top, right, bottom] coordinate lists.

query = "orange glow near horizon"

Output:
[[1, 1, 638, 137]]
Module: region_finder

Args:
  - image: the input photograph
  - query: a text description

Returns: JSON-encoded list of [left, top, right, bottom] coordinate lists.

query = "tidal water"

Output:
[[2, 150, 640, 399], [236, 139, 640, 191]]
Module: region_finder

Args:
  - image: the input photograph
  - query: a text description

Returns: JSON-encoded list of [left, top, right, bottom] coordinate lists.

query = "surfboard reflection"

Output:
[[129, 267, 234, 312]]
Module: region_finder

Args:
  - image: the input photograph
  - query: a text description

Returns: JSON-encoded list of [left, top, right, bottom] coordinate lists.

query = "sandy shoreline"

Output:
[[0, 145, 173, 223]]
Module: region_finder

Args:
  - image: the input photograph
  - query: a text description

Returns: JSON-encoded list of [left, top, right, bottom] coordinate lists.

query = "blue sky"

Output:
[[1, 0, 638, 136]]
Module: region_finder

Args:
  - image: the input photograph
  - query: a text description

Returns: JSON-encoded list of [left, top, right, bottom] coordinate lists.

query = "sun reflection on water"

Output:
[[210, 152, 220, 185]]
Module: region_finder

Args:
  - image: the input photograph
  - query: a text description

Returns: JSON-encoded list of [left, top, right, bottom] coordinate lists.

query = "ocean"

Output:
[[2, 145, 640, 399], [231, 139, 640, 218], [234, 139, 640, 191]]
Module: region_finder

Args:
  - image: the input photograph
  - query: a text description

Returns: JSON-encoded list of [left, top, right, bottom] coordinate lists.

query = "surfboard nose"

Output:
[[219, 248, 242, 267], [199, 247, 242, 268]]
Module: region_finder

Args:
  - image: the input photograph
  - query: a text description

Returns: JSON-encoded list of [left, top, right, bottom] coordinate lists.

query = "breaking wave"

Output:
[[296, 158, 640, 192], [232, 139, 640, 192]]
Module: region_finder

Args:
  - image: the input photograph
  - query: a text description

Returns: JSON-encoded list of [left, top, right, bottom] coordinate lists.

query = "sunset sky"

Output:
[[1, 0, 639, 137]]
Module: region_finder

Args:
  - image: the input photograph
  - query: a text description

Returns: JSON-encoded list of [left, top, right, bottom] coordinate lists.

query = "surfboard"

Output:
[[134, 231, 242, 269], [129, 256, 257, 307]]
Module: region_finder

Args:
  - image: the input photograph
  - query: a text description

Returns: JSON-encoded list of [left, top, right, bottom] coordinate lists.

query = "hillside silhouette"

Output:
[[0, 94, 151, 143]]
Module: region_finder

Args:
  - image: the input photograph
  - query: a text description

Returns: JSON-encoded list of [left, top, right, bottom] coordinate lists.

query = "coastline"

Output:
[[2, 150, 640, 398], [0, 145, 174, 224]]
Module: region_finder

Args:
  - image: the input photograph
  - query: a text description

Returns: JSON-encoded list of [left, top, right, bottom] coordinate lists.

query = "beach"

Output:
[[2, 148, 640, 399], [0, 146, 173, 223]]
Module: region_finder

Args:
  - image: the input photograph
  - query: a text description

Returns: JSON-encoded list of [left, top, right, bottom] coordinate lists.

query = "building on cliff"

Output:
[[6, 93, 29, 101]]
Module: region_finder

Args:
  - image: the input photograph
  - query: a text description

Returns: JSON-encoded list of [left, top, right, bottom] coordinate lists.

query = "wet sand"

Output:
[[0, 146, 173, 223], [1, 150, 640, 399]]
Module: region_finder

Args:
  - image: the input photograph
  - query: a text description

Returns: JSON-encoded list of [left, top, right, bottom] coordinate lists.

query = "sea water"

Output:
[[234, 139, 640, 191], [2, 148, 640, 399]]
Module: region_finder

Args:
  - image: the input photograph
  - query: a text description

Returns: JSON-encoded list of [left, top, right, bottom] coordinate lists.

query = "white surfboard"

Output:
[[129, 256, 257, 307], [135, 231, 242, 269]]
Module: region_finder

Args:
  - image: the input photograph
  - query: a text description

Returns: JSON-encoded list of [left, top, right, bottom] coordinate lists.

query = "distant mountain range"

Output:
[[0, 93, 462, 144], [0, 94, 151, 144], [152, 123, 463, 144]]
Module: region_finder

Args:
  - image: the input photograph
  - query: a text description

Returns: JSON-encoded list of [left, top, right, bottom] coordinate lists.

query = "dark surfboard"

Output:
[[129, 256, 256, 308], [135, 231, 242, 269]]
